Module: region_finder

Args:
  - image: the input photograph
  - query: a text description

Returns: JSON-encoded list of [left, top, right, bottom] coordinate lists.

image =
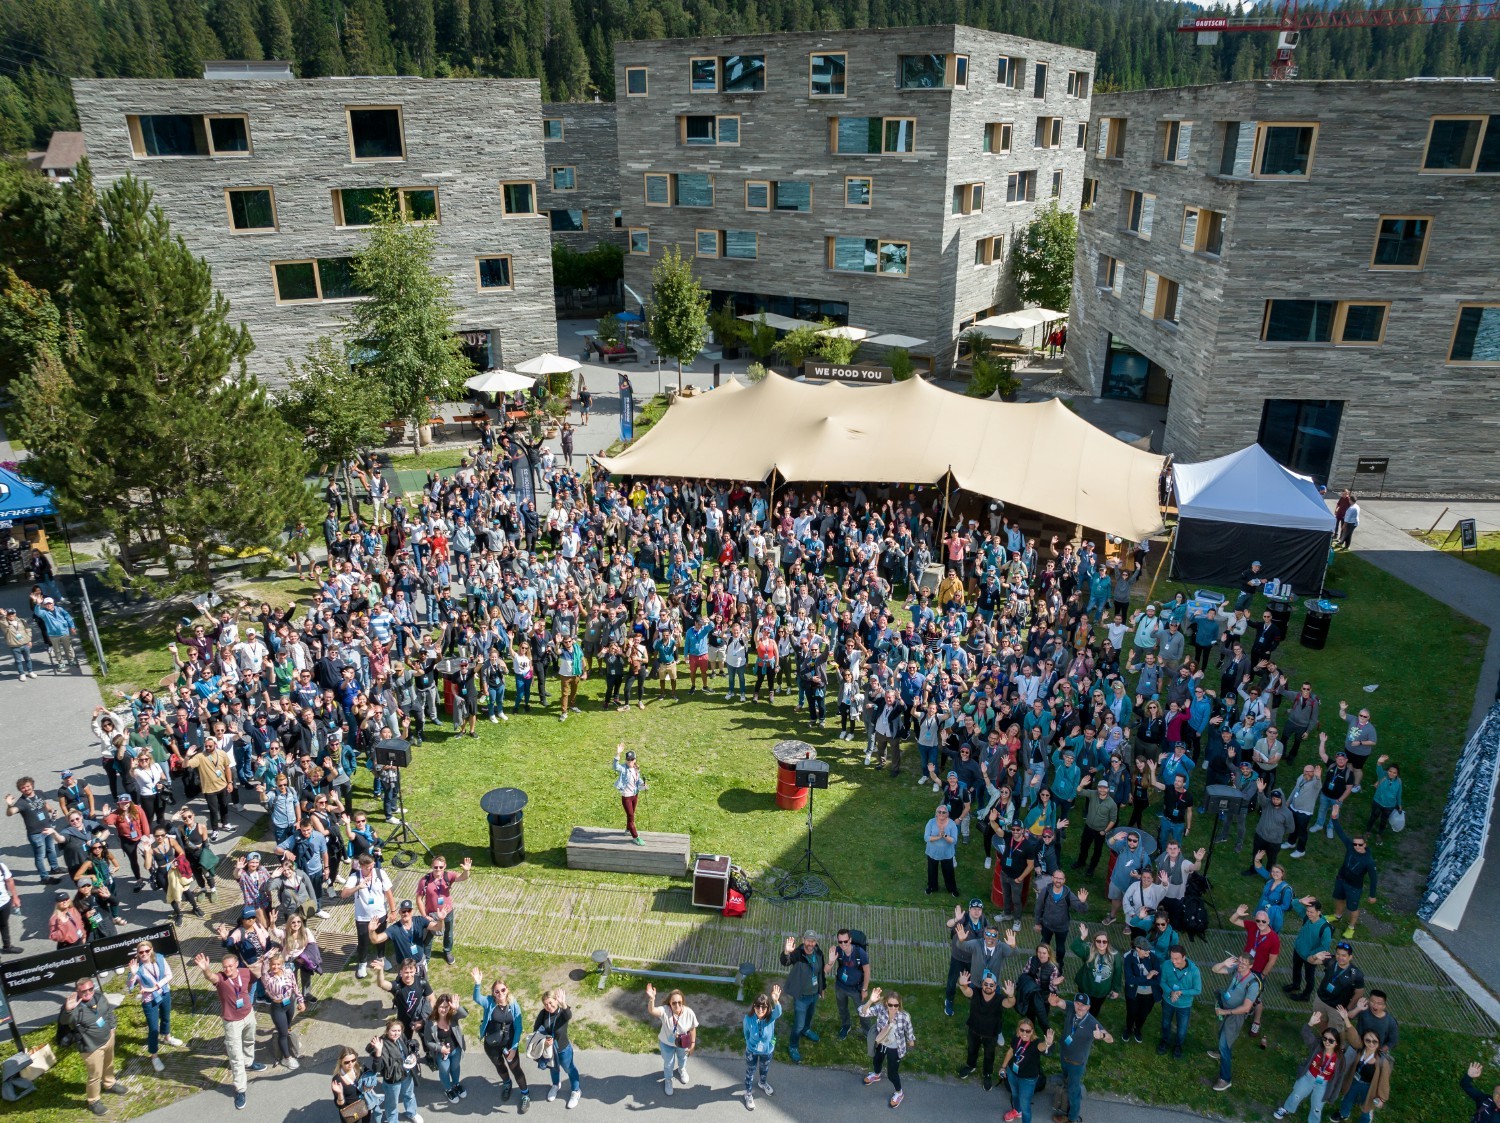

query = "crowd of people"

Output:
[[2, 421, 1487, 1123]]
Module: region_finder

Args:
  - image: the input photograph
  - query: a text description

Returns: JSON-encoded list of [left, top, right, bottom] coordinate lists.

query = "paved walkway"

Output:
[[1345, 501, 1500, 990]]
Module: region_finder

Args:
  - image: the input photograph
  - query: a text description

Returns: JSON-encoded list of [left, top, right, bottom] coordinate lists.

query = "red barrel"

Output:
[[990, 859, 1006, 909], [444, 678, 460, 717], [776, 761, 809, 810]]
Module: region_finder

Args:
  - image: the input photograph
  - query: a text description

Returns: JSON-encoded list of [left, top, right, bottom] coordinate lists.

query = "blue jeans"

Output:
[[548, 1043, 580, 1092], [1062, 1059, 1086, 1121], [727, 665, 746, 694], [743, 1051, 770, 1095], [789, 993, 819, 1051], [8, 644, 33, 676], [1339, 1078, 1372, 1123], [436, 1047, 463, 1091], [1157, 820, 1186, 850], [660, 1042, 687, 1081], [919, 743, 941, 779], [1007, 1072, 1037, 1123], [487, 681, 506, 717], [1160, 1004, 1190, 1049], [143, 993, 172, 1055], [515, 675, 532, 707], [1282, 1070, 1330, 1123], [381, 1076, 417, 1123], [27, 831, 62, 879], [1310, 794, 1339, 834], [1218, 1031, 1235, 1082]]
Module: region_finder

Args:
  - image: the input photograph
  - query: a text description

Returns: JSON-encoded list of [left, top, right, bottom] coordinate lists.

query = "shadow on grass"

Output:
[[717, 787, 775, 814]]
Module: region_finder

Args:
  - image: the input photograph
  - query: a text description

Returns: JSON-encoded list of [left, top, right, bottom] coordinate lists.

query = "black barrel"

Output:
[[489, 812, 525, 867], [1300, 607, 1333, 650], [1267, 597, 1293, 634]]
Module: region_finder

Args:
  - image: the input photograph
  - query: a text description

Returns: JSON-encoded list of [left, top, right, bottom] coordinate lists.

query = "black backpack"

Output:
[[1178, 895, 1210, 939], [729, 865, 754, 899], [55, 1008, 83, 1052]]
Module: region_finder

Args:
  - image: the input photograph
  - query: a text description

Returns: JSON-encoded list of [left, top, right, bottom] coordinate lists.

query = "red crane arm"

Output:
[[1179, 0, 1500, 34]]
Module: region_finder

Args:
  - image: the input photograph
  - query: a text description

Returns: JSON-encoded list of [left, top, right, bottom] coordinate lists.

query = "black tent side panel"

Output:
[[1170, 517, 1331, 594]]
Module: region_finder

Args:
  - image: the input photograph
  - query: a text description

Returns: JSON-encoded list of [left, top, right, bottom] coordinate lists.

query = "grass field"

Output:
[[1415, 528, 1500, 577]]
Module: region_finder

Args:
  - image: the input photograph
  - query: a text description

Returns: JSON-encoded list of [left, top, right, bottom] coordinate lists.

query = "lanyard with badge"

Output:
[[1011, 1039, 1029, 1073]]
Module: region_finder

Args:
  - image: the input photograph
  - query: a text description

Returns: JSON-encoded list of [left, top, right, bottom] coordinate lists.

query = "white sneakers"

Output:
[[490, 714, 499, 724], [547, 1088, 559, 1102], [165, 1036, 185, 1048], [356, 962, 368, 979], [151, 1056, 165, 1072], [676, 1068, 689, 1085], [757, 1079, 773, 1096], [566, 1090, 580, 1109], [984, 857, 993, 869], [315, 909, 331, 919], [284, 1057, 299, 1070], [744, 1092, 755, 1111]]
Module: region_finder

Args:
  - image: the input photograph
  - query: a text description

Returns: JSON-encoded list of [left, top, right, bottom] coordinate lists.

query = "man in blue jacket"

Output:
[[35, 596, 80, 672], [1157, 944, 1201, 1058]]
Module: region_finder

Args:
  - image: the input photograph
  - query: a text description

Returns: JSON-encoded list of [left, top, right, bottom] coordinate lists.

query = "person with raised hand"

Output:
[[645, 982, 698, 1095]]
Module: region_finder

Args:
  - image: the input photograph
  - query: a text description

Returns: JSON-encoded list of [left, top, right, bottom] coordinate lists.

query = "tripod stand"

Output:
[[383, 768, 434, 869], [798, 784, 842, 892]]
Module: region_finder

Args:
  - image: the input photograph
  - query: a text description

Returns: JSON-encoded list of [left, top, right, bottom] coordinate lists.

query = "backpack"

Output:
[[55, 1008, 83, 1052], [728, 865, 754, 899], [722, 888, 746, 918], [1178, 895, 1210, 940]]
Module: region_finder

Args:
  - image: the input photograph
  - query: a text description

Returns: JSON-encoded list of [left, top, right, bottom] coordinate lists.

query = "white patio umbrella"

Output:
[[816, 324, 873, 341], [465, 368, 535, 393], [514, 353, 581, 376]]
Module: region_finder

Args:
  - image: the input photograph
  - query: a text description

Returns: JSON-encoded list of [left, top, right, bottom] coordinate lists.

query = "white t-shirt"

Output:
[[656, 1004, 699, 1047], [0, 862, 11, 908], [345, 868, 393, 923]]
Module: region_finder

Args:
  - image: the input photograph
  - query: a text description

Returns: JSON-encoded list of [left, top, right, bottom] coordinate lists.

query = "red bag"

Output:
[[722, 888, 746, 918]]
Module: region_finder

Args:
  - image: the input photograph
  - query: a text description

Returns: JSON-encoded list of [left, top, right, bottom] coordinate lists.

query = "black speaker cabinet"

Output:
[[795, 759, 830, 789], [372, 738, 413, 768]]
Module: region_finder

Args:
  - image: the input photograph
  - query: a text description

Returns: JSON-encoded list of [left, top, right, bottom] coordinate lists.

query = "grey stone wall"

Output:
[[614, 26, 1093, 371], [72, 78, 558, 386], [1068, 80, 1500, 496], [540, 101, 626, 252]]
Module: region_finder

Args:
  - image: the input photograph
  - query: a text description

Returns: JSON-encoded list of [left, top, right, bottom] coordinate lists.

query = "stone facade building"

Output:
[[1067, 80, 1500, 495], [72, 76, 557, 384], [539, 102, 625, 251], [614, 26, 1095, 372]]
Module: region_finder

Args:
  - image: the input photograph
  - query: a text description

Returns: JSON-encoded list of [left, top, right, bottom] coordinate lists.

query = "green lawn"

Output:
[[389, 447, 474, 474], [1415, 528, 1500, 577]]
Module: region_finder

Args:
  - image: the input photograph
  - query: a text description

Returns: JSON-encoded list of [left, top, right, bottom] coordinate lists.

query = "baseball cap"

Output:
[[625, 750, 636, 761], [61, 769, 73, 779], [400, 899, 415, 911], [241, 907, 257, 919], [968, 898, 984, 909], [246, 852, 262, 862], [55, 889, 71, 901], [802, 929, 818, 940], [1133, 935, 1151, 952], [43, 596, 55, 605], [1251, 560, 1262, 567], [1074, 992, 1090, 1004], [117, 793, 132, 803], [947, 770, 958, 780]]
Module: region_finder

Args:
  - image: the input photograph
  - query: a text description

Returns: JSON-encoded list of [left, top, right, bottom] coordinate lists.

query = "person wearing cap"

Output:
[[1235, 561, 1265, 612], [373, 956, 434, 1064], [1309, 939, 1365, 1033], [452, 657, 479, 738], [372, 897, 434, 970], [612, 742, 648, 845], [1311, 734, 1357, 839], [194, 949, 264, 1110], [1055, 990, 1114, 1123], [1157, 943, 1201, 1058], [34, 595, 80, 672], [61, 973, 129, 1113], [1073, 781, 1119, 877], [779, 929, 826, 1064], [956, 958, 1008, 1089], [2, 607, 37, 680], [944, 898, 992, 1015], [48, 886, 87, 948], [826, 928, 871, 1040], [1104, 829, 1151, 923], [341, 851, 396, 979]]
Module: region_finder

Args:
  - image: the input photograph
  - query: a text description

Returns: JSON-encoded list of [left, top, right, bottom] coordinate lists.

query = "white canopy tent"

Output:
[[970, 308, 1068, 343], [598, 373, 1165, 541], [1170, 444, 1336, 593]]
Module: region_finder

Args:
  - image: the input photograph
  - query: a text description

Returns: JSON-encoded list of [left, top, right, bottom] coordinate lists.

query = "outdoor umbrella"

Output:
[[514, 353, 581, 376], [465, 369, 535, 394]]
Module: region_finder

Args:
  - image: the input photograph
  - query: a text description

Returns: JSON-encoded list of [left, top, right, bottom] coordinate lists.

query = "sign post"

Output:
[[1354, 457, 1389, 497], [1460, 518, 1479, 551]]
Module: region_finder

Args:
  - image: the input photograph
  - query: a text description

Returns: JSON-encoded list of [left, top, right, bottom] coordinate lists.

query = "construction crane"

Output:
[[1178, 0, 1500, 79]]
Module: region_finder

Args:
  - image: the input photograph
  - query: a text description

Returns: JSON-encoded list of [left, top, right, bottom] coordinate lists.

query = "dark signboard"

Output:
[[89, 923, 180, 974], [1355, 458, 1389, 476], [0, 947, 93, 996], [1460, 518, 1479, 551], [802, 361, 893, 385]]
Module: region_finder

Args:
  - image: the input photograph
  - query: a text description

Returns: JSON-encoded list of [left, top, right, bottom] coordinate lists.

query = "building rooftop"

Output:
[[39, 131, 85, 172]]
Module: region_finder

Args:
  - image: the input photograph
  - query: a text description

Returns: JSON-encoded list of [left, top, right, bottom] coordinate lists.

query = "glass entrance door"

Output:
[[1257, 399, 1345, 486]]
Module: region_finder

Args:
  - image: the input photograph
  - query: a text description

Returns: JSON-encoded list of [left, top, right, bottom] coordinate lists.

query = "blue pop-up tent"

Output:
[[0, 465, 56, 521]]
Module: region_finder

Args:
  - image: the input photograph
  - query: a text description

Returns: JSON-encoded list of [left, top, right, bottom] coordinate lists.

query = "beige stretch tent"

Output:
[[598, 374, 1165, 542]]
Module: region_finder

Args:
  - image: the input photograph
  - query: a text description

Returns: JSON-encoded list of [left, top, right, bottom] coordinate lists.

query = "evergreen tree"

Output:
[[209, 0, 264, 60], [292, 0, 344, 76], [12, 176, 317, 593], [646, 246, 709, 393], [257, 0, 295, 60], [394, 0, 439, 75], [545, 0, 591, 99], [1012, 201, 1077, 314], [345, 196, 472, 452]]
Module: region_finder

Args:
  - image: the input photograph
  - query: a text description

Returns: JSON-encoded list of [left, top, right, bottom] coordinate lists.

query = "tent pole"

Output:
[[938, 470, 953, 543], [1145, 523, 1177, 605]]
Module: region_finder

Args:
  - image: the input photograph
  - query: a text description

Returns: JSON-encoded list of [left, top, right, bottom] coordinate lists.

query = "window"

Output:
[[271, 257, 365, 304], [543, 118, 564, 141], [899, 53, 966, 89], [225, 187, 276, 232], [628, 228, 650, 255], [1067, 70, 1091, 98], [626, 67, 648, 96], [1081, 177, 1098, 211], [1097, 253, 1119, 290], [997, 56, 1025, 89], [810, 52, 846, 97], [1006, 170, 1036, 203], [1123, 190, 1155, 237], [723, 230, 758, 259], [1034, 117, 1063, 148], [674, 172, 713, 207], [693, 55, 765, 93], [745, 181, 770, 211], [347, 106, 405, 161], [613, 209, 623, 228], [500, 181, 535, 216], [774, 181, 812, 212], [1180, 206, 1225, 256], [1097, 117, 1127, 159], [332, 187, 437, 227], [1140, 271, 1180, 323], [1450, 304, 1500, 363], [691, 57, 718, 92], [551, 166, 576, 191], [679, 114, 739, 146], [1051, 170, 1062, 198], [1253, 123, 1317, 178], [128, 113, 251, 158], [952, 182, 985, 215], [1161, 120, 1193, 163], [1371, 215, 1431, 269], [844, 176, 872, 207], [696, 229, 720, 258], [1218, 121, 1252, 176], [1426, 115, 1500, 173], [549, 208, 587, 232], [984, 122, 1013, 154], [974, 235, 1004, 266], [475, 255, 513, 291], [827, 236, 908, 276], [831, 117, 914, 154], [1076, 122, 1087, 149], [1261, 300, 1389, 345], [645, 173, 670, 206], [1258, 400, 1345, 486], [1032, 62, 1048, 98]]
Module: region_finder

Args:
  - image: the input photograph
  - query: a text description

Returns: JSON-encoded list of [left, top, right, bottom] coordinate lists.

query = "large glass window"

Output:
[[549, 209, 587, 232], [348, 107, 405, 160], [883, 118, 914, 152], [683, 116, 716, 145], [1425, 117, 1482, 170], [723, 230, 758, 259], [500, 181, 535, 215], [1258, 399, 1344, 485], [335, 187, 387, 227], [1254, 124, 1317, 177], [722, 55, 766, 93], [1451, 305, 1500, 363], [675, 173, 713, 207], [828, 236, 907, 275], [543, 119, 563, 141], [1371, 216, 1430, 269], [833, 117, 913, 154], [810, 53, 846, 97], [134, 115, 206, 157], [208, 116, 250, 154], [317, 257, 361, 300], [774, 181, 811, 212], [1263, 300, 1336, 343], [551, 166, 576, 190], [476, 256, 513, 290], [899, 54, 946, 89], [690, 57, 718, 92], [272, 262, 318, 303]]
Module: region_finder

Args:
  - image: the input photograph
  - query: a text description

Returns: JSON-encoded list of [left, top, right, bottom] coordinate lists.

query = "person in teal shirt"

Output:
[[1157, 945, 1201, 1058], [1367, 756, 1403, 838], [1284, 896, 1334, 1001], [1049, 749, 1082, 811]]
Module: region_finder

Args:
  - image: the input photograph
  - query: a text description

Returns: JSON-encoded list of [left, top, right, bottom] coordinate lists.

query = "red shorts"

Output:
[[688, 655, 710, 671]]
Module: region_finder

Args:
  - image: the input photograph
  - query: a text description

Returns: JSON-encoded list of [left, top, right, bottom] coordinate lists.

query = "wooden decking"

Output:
[[566, 826, 692, 875]]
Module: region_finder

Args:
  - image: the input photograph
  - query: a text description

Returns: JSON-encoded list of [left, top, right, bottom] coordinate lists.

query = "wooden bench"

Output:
[[566, 826, 691, 876]]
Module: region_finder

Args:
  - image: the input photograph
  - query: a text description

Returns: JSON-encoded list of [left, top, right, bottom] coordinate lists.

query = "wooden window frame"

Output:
[[498, 180, 537, 217], [1448, 303, 1500, 364], [1333, 300, 1389, 345], [1100, 117, 1127, 160], [331, 187, 438, 229], [345, 105, 407, 163], [997, 56, 1026, 89], [1140, 270, 1180, 323], [1081, 177, 1098, 211], [830, 116, 916, 155], [628, 227, 650, 256], [1005, 170, 1036, 204], [1251, 121, 1319, 180], [809, 51, 847, 98], [1122, 190, 1155, 238], [974, 234, 1004, 267], [1032, 61, 1048, 98], [722, 230, 758, 260], [1260, 299, 1390, 345], [672, 172, 715, 208], [772, 180, 813, 213], [951, 55, 970, 89], [745, 180, 771, 211], [206, 114, 252, 157], [825, 236, 911, 277], [690, 56, 720, 93], [271, 259, 321, 305], [128, 113, 247, 159], [625, 66, 649, 96], [882, 117, 916, 153], [1067, 70, 1091, 98], [550, 166, 577, 192], [474, 254, 514, 293], [1051, 169, 1062, 198], [985, 121, 1013, 154], [1076, 122, 1087, 149], [844, 176, 873, 208], [953, 181, 985, 216], [644, 173, 671, 208], [695, 228, 720, 258], [1097, 253, 1119, 291], [1420, 115, 1497, 174], [542, 118, 564, 141], [223, 186, 278, 233], [1180, 205, 1225, 256], [1369, 214, 1433, 270], [678, 114, 740, 147], [1034, 117, 1063, 149]]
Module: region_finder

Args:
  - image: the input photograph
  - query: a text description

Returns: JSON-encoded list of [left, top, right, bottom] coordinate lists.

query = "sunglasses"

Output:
[[886, 1002, 900, 1008]]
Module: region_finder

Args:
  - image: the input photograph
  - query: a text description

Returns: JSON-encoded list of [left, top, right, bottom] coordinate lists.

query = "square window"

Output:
[[1371, 216, 1430, 269], [1450, 304, 1500, 362], [899, 54, 946, 89], [549, 208, 587, 232], [722, 55, 765, 93], [645, 173, 671, 206], [683, 116, 716, 145], [675, 173, 713, 208], [500, 181, 535, 215], [1424, 117, 1482, 171], [273, 261, 318, 303], [335, 187, 387, 227], [316, 256, 361, 300], [626, 66, 648, 96], [402, 188, 438, 222], [476, 256, 513, 291], [811, 53, 846, 97], [551, 166, 576, 191], [1254, 124, 1317, 178], [628, 228, 650, 255], [745, 181, 770, 211], [774, 181, 811, 212], [723, 230, 757, 259], [984, 122, 1013, 154], [543, 119, 563, 141], [348, 107, 405, 161], [208, 116, 250, 155], [845, 177, 872, 207], [883, 118, 914, 153], [696, 229, 720, 257], [1338, 304, 1386, 344], [226, 187, 275, 231], [997, 56, 1025, 89], [718, 116, 739, 144], [691, 57, 719, 92]]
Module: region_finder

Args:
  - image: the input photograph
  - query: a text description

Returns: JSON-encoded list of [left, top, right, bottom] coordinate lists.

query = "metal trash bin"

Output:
[[1299, 599, 1339, 651], [482, 788, 529, 868]]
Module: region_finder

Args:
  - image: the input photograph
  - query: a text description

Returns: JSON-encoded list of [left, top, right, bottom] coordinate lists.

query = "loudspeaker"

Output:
[[372, 738, 413, 768], [795, 759, 829, 789]]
